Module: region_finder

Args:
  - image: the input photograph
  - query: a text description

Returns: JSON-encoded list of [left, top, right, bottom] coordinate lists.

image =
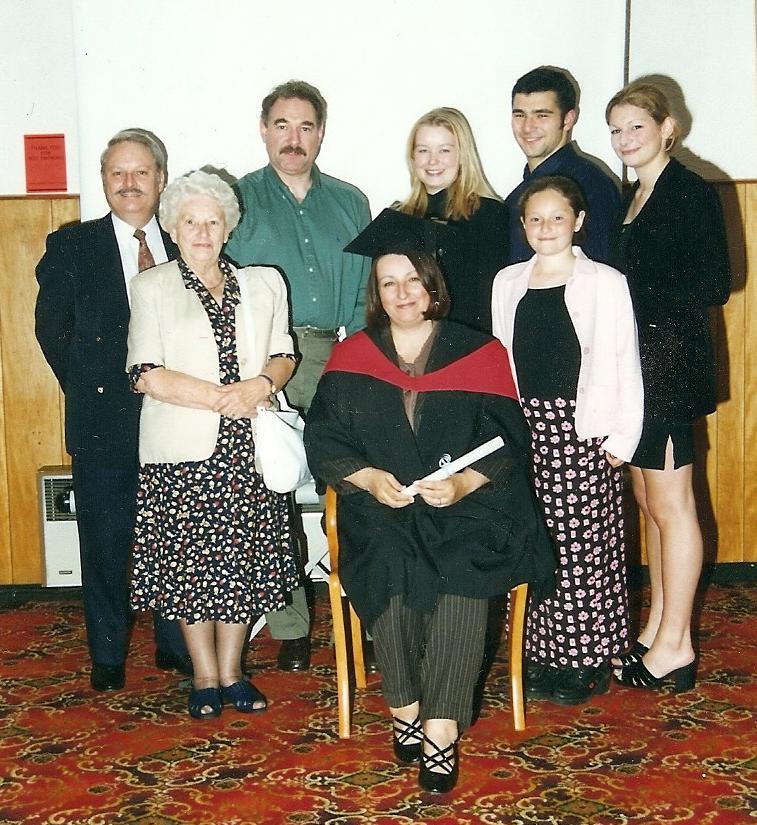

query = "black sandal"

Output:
[[418, 735, 459, 793], [613, 640, 649, 667], [392, 716, 422, 764], [614, 658, 696, 693], [188, 686, 223, 719], [221, 679, 267, 712]]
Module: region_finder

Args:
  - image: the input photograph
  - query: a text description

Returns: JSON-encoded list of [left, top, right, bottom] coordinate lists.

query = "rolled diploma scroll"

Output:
[[402, 436, 505, 499]]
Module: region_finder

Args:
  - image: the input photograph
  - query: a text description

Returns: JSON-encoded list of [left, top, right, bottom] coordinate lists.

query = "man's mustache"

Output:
[[116, 188, 143, 195], [280, 146, 306, 156]]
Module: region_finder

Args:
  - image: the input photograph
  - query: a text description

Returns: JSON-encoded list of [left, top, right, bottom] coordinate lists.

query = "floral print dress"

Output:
[[513, 285, 629, 668], [129, 258, 299, 624]]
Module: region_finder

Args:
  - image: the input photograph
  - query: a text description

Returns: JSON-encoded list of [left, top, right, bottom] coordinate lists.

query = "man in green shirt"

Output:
[[225, 79, 371, 672]]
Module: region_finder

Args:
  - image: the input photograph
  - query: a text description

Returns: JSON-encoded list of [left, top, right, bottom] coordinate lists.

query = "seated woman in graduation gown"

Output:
[[304, 210, 554, 794]]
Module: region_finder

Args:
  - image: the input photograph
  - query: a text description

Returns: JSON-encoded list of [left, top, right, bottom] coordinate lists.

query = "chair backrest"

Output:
[[325, 486, 340, 572]]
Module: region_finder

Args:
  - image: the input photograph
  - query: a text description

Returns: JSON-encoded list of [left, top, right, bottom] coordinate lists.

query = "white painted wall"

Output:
[[2, 1, 754, 208], [69, 0, 626, 217], [628, 0, 757, 181], [0, 0, 79, 194]]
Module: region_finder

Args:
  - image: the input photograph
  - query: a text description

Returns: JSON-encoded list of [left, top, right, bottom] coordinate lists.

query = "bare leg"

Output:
[[390, 700, 420, 726], [215, 622, 248, 684], [631, 466, 664, 649], [615, 440, 700, 678], [423, 718, 459, 772], [181, 620, 218, 715]]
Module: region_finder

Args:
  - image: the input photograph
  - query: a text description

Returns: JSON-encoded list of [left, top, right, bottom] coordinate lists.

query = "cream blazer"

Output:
[[127, 260, 294, 464], [491, 248, 643, 462]]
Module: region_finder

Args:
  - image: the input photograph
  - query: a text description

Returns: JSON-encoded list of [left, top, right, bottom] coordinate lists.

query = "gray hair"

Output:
[[261, 79, 328, 127], [159, 170, 241, 234], [100, 128, 168, 177]]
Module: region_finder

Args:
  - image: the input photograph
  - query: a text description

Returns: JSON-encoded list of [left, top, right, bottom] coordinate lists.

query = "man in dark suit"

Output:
[[35, 128, 190, 691]]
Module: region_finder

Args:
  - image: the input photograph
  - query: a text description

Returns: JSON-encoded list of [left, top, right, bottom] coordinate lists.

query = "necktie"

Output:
[[133, 229, 156, 272]]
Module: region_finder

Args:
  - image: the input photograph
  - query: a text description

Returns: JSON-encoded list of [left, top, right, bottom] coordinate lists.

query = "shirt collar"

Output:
[[521, 143, 576, 181], [111, 212, 161, 247], [264, 163, 322, 194]]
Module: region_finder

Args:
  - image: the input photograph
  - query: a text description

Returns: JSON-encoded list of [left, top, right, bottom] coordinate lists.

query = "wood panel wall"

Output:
[[0, 197, 78, 583], [0, 186, 754, 584]]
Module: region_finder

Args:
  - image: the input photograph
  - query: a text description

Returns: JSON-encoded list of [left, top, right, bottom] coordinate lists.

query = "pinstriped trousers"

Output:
[[371, 593, 488, 729]]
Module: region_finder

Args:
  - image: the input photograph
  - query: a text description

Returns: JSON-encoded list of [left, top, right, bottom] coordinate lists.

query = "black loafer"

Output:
[[525, 660, 561, 699], [91, 662, 125, 692], [551, 663, 611, 705], [277, 637, 311, 672], [155, 648, 194, 676]]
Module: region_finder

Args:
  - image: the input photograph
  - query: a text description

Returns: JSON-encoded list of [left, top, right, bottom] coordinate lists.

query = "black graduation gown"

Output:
[[425, 192, 510, 334], [304, 320, 555, 627]]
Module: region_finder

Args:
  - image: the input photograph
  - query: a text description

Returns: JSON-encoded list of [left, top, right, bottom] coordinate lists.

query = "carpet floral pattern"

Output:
[[0, 584, 754, 824]]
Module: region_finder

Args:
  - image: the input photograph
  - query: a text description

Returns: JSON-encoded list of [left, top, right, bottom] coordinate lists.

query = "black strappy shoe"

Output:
[[614, 658, 697, 693], [418, 735, 459, 793], [392, 716, 422, 764], [613, 640, 649, 667], [221, 679, 267, 713]]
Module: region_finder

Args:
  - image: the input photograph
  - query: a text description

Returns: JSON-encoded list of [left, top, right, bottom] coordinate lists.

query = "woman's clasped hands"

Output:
[[213, 376, 273, 420]]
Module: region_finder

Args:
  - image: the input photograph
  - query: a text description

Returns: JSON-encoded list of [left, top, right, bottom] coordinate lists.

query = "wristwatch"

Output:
[[258, 373, 277, 394]]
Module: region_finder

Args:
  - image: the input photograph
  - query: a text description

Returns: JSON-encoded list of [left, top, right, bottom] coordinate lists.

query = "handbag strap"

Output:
[[237, 268, 292, 412], [236, 268, 257, 363]]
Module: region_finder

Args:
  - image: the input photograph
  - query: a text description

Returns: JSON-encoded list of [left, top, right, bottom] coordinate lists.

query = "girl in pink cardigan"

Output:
[[491, 175, 643, 705]]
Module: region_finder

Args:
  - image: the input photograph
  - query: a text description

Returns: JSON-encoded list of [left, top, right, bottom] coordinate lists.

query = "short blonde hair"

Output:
[[397, 107, 499, 222], [606, 81, 681, 151], [159, 170, 240, 234]]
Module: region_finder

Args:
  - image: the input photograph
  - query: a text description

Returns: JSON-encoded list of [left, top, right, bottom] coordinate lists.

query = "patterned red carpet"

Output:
[[0, 584, 754, 825]]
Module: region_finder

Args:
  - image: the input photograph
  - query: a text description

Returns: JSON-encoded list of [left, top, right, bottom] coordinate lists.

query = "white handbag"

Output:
[[237, 272, 314, 493], [253, 393, 313, 493]]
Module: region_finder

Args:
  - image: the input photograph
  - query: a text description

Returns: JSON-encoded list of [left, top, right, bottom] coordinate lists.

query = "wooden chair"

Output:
[[325, 485, 529, 739]]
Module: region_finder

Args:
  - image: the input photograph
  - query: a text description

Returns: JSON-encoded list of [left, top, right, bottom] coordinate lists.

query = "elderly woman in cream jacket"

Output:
[[492, 175, 643, 708], [127, 170, 299, 719]]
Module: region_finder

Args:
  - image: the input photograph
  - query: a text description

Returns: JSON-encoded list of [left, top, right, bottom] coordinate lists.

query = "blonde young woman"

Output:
[[396, 107, 509, 333], [606, 81, 731, 691]]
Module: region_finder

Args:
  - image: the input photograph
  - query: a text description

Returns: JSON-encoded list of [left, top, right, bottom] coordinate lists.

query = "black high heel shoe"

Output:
[[613, 640, 649, 667], [418, 735, 459, 794], [392, 716, 422, 764], [614, 658, 697, 693]]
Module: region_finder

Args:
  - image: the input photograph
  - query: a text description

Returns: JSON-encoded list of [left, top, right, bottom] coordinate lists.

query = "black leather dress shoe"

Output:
[[155, 648, 194, 676], [525, 660, 561, 699], [91, 663, 125, 691], [363, 640, 379, 675], [551, 663, 611, 705], [276, 637, 311, 672]]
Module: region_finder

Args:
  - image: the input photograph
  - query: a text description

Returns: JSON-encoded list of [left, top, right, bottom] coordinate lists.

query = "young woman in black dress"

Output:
[[396, 107, 509, 333], [606, 82, 731, 691]]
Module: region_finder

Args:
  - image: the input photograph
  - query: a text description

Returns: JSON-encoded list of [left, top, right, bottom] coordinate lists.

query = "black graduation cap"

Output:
[[344, 208, 445, 259]]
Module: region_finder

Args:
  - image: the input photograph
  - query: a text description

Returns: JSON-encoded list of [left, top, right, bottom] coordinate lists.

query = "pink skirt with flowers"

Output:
[[522, 397, 629, 668]]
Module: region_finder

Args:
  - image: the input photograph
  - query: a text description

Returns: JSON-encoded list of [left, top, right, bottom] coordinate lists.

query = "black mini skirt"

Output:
[[631, 421, 695, 470]]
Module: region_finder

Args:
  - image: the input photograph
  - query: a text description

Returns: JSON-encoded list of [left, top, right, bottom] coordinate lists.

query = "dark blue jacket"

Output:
[[35, 214, 177, 464], [504, 143, 621, 265]]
